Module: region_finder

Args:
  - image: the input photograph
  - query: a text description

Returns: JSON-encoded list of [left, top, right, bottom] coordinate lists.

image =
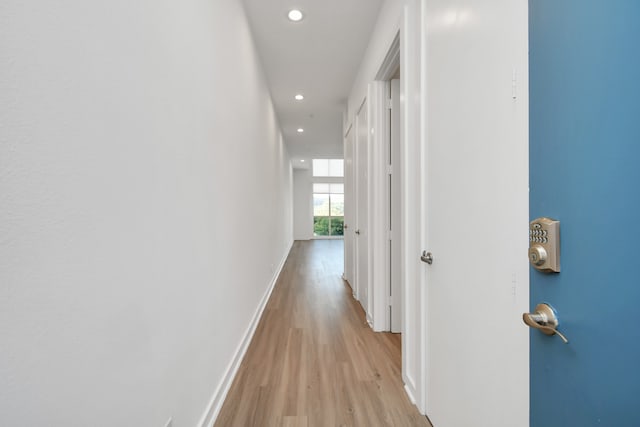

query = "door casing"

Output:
[[355, 98, 370, 319], [343, 124, 355, 288]]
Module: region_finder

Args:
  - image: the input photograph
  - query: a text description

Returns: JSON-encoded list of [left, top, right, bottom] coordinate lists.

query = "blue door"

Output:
[[529, 1, 640, 426]]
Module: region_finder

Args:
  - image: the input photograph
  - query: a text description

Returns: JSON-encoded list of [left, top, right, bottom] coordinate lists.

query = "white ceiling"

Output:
[[242, 0, 383, 164]]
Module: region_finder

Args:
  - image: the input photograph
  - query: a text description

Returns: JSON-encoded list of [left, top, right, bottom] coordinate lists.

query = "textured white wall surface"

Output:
[[0, 0, 293, 425], [346, 0, 404, 127], [293, 169, 313, 240]]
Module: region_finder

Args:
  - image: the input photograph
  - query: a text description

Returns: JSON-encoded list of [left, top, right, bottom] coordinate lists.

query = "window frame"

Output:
[[312, 182, 344, 238], [312, 159, 344, 178]]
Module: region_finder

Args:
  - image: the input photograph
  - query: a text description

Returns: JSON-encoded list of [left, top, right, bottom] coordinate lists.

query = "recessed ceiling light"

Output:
[[297, 128, 304, 133], [287, 9, 304, 22], [301, 159, 305, 162], [295, 94, 304, 101]]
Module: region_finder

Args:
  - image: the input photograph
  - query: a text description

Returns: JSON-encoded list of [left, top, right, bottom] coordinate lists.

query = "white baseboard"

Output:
[[404, 383, 417, 405], [198, 239, 294, 427]]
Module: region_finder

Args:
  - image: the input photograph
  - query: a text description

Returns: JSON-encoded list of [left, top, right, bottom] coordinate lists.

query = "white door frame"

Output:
[[389, 78, 402, 334], [367, 81, 388, 332], [401, 0, 427, 412], [368, 33, 401, 334], [355, 98, 370, 319], [343, 124, 355, 289]]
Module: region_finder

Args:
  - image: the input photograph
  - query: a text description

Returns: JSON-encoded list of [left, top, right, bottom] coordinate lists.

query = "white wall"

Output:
[[293, 169, 313, 240], [346, 1, 404, 126], [0, 1, 293, 426]]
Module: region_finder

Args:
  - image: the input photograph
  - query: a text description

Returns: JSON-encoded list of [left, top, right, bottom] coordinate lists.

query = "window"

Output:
[[313, 183, 344, 237], [312, 159, 344, 177]]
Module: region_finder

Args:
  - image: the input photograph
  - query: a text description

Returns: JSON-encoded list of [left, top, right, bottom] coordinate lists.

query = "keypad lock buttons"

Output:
[[529, 217, 560, 273]]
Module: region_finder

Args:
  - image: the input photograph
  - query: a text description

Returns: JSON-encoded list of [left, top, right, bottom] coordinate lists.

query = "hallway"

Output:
[[215, 240, 431, 426]]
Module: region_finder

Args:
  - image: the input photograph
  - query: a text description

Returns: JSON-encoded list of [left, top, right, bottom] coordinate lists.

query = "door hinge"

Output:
[[387, 98, 393, 110], [386, 164, 393, 175], [388, 230, 393, 241]]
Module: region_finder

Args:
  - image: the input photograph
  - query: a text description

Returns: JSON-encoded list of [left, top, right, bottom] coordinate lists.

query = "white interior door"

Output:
[[389, 78, 402, 333], [343, 125, 355, 288], [355, 99, 369, 317], [421, 0, 529, 425]]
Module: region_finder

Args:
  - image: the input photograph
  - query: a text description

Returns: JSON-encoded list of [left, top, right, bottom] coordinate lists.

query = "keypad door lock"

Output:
[[529, 217, 560, 273]]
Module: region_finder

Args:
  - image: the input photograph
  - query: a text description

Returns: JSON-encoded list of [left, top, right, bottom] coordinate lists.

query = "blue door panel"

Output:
[[530, 1, 640, 426]]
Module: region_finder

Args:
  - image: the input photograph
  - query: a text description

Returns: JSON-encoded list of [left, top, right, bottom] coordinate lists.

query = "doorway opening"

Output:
[[312, 183, 344, 237], [311, 158, 345, 240], [374, 32, 402, 334], [348, 32, 402, 333]]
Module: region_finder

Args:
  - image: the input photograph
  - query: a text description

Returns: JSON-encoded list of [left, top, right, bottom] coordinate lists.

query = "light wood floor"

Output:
[[214, 240, 432, 427]]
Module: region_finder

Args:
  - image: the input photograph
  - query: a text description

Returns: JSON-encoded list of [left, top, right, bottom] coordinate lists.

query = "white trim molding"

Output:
[[198, 240, 294, 427], [368, 80, 392, 332], [401, 0, 426, 414]]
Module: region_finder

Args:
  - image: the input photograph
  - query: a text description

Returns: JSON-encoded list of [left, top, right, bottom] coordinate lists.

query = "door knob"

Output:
[[523, 303, 569, 344], [421, 251, 433, 264], [355, 229, 360, 235], [344, 224, 349, 229]]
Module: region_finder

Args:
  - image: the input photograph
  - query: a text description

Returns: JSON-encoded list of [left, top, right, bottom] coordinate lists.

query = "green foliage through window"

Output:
[[314, 216, 344, 236], [313, 182, 344, 237]]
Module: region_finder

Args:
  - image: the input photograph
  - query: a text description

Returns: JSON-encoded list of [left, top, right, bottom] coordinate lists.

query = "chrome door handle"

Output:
[[523, 303, 569, 344], [355, 229, 360, 235], [421, 251, 433, 264]]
